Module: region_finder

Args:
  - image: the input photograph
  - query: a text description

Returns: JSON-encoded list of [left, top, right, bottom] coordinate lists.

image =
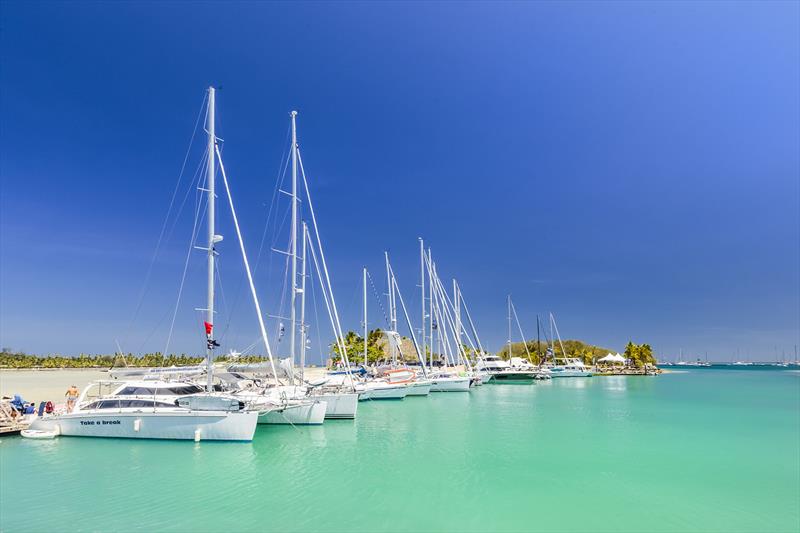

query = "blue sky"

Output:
[[1, 1, 798, 361]]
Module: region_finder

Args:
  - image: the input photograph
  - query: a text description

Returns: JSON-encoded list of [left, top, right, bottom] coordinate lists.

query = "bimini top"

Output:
[[110, 380, 205, 397]]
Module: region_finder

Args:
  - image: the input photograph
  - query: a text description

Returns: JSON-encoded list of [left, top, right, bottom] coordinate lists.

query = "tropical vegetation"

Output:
[[497, 339, 615, 365], [623, 341, 656, 367], [0, 350, 268, 369]]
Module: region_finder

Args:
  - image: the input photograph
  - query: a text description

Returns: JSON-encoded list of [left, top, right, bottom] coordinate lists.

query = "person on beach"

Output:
[[65, 385, 79, 412]]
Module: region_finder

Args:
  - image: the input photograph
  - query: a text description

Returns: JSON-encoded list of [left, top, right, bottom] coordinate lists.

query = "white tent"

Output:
[[598, 353, 625, 364]]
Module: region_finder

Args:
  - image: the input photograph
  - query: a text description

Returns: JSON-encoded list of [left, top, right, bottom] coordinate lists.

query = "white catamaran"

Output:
[[26, 87, 284, 441]]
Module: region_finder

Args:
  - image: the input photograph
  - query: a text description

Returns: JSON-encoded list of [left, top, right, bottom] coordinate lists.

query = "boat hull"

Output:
[[29, 411, 258, 441], [430, 377, 471, 392], [491, 371, 538, 381], [258, 401, 327, 425], [549, 370, 593, 378], [357, 385, 407, 400], [404, 381, 432, 396], [314, 392, 358, 419]]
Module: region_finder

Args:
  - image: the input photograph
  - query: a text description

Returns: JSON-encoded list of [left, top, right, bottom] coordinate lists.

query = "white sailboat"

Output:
[[422, 247, 472, 392], [541, 313, 592, 377], [354, 266, 415, 401], [27, 87, 276, 441], [227, 110, 367, 422]]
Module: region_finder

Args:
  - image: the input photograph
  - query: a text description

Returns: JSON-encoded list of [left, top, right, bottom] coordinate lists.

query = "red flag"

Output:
[[204, 321, 213, 335]]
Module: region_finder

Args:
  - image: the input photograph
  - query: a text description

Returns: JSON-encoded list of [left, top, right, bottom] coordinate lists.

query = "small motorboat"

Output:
[[21, 429, 59, 439]]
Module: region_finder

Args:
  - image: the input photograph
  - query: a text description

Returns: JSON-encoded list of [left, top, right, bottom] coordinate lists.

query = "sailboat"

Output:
[[541, 313, 592, 377], [228, 111, 361, 421], [420, 246, 472, 391], [27, 87, 277, 441], [373, 254, 432, 396], [476, 296, 547, 381]]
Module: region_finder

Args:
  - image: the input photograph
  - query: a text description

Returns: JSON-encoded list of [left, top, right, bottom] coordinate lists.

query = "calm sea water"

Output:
[[1, 369, 798, 532]]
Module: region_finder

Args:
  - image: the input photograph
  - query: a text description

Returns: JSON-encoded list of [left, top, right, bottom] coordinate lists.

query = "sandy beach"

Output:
[[0, 369, 108, 403], [0, 366, 333, 404]]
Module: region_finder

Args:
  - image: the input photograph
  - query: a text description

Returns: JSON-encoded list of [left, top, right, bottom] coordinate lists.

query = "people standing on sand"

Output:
[[65, 385, 79, 412]]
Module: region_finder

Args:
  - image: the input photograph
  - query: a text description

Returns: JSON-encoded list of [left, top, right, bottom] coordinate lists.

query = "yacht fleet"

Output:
[[24, 87, 599, 443]]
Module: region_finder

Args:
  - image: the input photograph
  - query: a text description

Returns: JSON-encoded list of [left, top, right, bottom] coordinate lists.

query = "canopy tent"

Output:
[[598, 353, 626, 364]]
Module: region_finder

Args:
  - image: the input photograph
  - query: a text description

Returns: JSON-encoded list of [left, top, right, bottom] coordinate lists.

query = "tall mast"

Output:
[[536, 314, 541, 364], [385, 251, 397, 331], [507, 295, 512, 361], [363, 267, 368, 367], [290, 110, 299, 365], [454, 279, 461, 363], [385, 251, 397, 365], [299, 222, 308, 383], [205, 86, 217, 392], [428, 248, 434, 369], [419, 237, 425, 367]]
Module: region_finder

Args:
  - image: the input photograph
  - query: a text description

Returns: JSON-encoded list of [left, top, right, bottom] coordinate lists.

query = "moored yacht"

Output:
[[544, 358, 593, 377], [476, 355, 541, 381], [27, 379, 264, 441]]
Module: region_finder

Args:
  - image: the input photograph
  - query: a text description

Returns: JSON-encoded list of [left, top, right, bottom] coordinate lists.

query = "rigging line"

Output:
[[216, 144, 280, 381], [457, 288, 485, 354], [135, 160, 210, 355], [271, 242, 291, 350], [214, 256, 230, 346], [306, 234, 349, 368], [132, 150, 209, 354], [161, 163, 209, 357], [366, 270, 390, 327], [309, 266, 324, 367], [510, 299, 534, 364], [123, 92, 207, 344], [296, 149, 353, 377], [162, 147, 209, 254], [253, 145, 292, 276]]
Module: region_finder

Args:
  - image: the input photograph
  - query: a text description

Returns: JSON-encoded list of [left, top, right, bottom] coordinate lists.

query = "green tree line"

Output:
[[497, 339, 615, 365], [0, 350, 269, 369], [623, 342, 656, 367]]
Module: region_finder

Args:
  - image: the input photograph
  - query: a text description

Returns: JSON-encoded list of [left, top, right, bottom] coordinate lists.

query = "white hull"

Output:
[[29, 411, 258, 441], [404, 381, 432, 396], [258, 401, 327, 425], [357, 384, 407, 400], [314, 392, 358, 419], [549, 370, 593, 378], [430, 376, 471, 392]]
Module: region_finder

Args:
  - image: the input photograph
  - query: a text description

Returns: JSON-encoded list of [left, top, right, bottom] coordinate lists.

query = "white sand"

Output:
[[0, 367, 331, 403], [0, 369, 109, 403]]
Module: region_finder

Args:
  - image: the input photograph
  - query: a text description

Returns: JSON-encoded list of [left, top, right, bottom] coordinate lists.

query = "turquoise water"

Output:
[[2, 370, 798, 532]]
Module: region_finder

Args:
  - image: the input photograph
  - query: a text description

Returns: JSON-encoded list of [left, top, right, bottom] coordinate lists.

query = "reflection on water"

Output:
[[600, 376, 628, 392]]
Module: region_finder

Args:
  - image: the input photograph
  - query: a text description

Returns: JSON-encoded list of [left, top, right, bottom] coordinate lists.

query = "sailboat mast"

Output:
[[363, 266, 368, 367], [289, 110, 299, 365], [507, 295, 512, 361], [385, 252, 397, 366], [536, 315, 541, 364], [205, 86, 217, 392], [454, 279, 461, 362], [299, 222, 308, 383], [428, 248, 434, 369], [419, 237, 425, 367]]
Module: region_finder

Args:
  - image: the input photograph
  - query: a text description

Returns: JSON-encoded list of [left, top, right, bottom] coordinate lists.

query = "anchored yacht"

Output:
[[27, 380, 264, 441]]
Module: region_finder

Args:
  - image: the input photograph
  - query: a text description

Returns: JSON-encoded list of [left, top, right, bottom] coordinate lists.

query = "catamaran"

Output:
[[27, 87, 288, 441]]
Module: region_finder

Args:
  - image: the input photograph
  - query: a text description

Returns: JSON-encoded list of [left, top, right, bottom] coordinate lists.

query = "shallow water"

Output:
[[1, 370, 798, 532]]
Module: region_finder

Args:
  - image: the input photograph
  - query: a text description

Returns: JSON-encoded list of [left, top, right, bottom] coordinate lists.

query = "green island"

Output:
[[0, 339, 656, 369]]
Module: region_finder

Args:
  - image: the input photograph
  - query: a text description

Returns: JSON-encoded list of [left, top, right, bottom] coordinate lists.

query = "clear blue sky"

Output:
[[1, 1, 798, 361]]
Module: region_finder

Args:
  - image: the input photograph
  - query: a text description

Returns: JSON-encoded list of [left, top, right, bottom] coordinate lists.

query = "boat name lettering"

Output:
[[79, 420, 121, 425]]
